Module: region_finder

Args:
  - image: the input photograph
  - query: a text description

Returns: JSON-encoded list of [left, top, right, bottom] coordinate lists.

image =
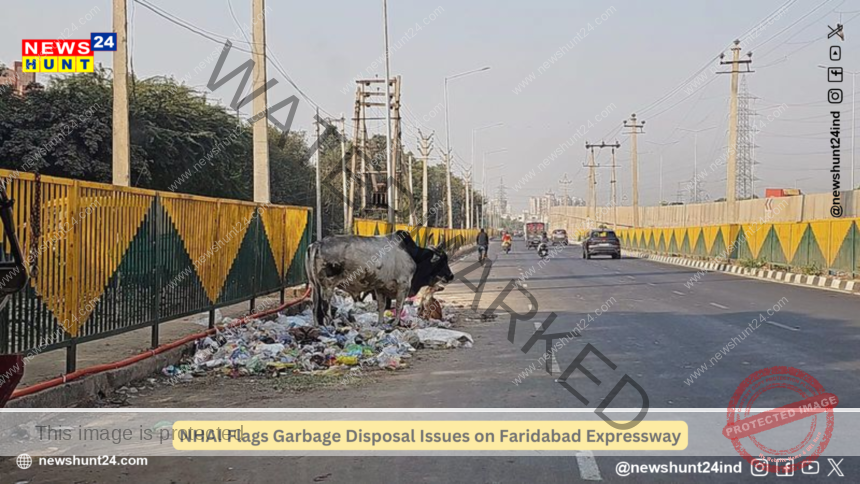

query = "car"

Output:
[[551, 229, 568, 246], [582, 229, 621, 259]]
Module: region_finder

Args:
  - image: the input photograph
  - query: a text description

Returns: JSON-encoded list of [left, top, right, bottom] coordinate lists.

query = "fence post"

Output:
[[65, 180, 81, 373], [249, 206, 259, 314], [150, 194, 161, 349]]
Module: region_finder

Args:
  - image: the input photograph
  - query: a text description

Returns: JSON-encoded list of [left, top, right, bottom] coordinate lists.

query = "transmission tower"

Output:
[[558, 173, 573, 206], [736, 76, 757, 200]]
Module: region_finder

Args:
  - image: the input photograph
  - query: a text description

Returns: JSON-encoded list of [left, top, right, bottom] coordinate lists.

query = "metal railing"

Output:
[[0, 170, 312, 372]]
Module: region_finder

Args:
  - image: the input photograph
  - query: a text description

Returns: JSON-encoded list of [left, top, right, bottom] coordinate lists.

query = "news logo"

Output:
[[21, 39, 95, 73]]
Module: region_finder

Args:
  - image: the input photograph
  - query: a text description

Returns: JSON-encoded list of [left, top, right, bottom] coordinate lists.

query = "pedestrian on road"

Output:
[[477, 228, 489, 261]]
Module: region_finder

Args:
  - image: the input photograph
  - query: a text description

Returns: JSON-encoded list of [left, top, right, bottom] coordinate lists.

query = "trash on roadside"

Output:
[[166, 292, 472, 382], [415, 328, 474, 349]]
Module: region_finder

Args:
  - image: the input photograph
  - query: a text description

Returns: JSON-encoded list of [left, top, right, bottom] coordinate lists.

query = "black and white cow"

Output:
[[305, 230, 454, 326]]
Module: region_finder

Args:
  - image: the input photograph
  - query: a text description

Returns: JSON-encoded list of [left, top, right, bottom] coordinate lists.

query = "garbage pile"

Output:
[[165, 293, 473, 381]]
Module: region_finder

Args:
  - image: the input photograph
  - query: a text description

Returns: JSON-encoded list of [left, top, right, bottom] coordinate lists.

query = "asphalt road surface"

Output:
[[7, 238, 860, 482]]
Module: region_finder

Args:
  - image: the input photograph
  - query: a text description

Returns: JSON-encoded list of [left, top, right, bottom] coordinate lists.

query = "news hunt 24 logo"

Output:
[[21, 32, 116, 73]]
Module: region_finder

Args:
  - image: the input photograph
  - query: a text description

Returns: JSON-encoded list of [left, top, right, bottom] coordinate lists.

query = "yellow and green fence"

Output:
[[352, 218, 480, 253], [0, 170, 312, 371], [617, 219, 860, 275]]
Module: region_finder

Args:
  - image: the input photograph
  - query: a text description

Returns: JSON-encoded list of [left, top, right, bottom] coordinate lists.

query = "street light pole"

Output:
[[482, 150, 507, 228], [471, 123, 503, 229], [443, 66, 490, 228]]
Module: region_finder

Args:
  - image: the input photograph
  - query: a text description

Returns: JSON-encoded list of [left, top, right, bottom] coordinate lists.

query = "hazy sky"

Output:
[[3, 0, 858, 211]]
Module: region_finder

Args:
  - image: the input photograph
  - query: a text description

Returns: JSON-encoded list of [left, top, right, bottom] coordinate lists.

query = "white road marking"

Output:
[[626, 276, 636, 280], [550, 360, 561, 374], [767, 320, 801, 332], [533, 322, 543, 331], [672, 290, 685, 296], [576, 450, 603, 481], [647, 283, 656, 286], [709, 302, 730, 310]]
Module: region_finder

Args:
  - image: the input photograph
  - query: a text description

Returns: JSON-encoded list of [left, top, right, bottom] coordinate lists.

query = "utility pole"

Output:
[[623, 114, 645, 227], [584, 141, 620, 224], [407, 153, 415, 226], [584, 144, 597, 219], [339, 114, 348, 231], [718, 39, 753, 203], [443, 149, 453, 227], [382, 0, 394, 226], [251, 0, 270, 203], [314, 108, 322, 240], [347, 89, 361, 233], [417, 131, 433, 221], [112, 0, 130, 186], [610, 144, 618, 228]]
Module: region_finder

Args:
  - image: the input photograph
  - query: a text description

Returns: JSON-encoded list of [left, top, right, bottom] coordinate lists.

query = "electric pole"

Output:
[[584, 141, 620, 224], [314, 108, 322, 240], [610, 144, 618, 228], [407, 153, 415, 226], [112, 0, 130, 186], [339, 114, 348, 230], [443, 149, 453, 227], [718, 39, 753, 203], [251, 0, 270, 203], [584, 144, 597, 218], [382, 0, 394, 226], [417, 131, 433, 221], [623, 114, 645, 227]]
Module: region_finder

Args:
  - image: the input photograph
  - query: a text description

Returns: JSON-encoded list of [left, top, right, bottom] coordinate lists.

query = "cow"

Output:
[[305, 230, 454, 326]]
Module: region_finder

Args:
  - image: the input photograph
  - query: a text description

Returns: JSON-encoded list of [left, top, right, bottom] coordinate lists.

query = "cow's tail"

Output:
[[305, 242, 323, 326]]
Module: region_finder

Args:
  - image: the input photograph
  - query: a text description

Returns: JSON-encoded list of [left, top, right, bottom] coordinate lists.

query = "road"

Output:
[[7, 238, 860, 482]]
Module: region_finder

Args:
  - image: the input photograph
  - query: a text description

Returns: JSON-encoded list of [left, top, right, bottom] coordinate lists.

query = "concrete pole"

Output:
[[340, 114, 348, 230], [631, 119, 640, 228], [853, 72, 856, 189], [251, 0, 270, 203], [726, 42, 741, 204], [112, 0, 130, 186], [588, 147, 596, 219], [443, 79, 453, 229], [314, 108, 322, 240], [610, 147, 617, 229], [407, 153, 415, 226], [421, 135, 429, 220], [382, 0, 394, 226]]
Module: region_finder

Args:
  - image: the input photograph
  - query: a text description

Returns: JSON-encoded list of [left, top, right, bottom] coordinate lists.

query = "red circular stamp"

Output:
[[722, 366, 837, 473]]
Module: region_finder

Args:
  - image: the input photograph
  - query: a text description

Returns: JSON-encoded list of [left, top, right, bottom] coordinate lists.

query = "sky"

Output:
[[2, 0, 859, 212]]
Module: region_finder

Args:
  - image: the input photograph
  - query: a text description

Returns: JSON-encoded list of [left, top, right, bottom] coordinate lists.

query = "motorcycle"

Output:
[[477, 245, 488, 263], [502, 240, 512, 254], [537, 242, 549, 260]]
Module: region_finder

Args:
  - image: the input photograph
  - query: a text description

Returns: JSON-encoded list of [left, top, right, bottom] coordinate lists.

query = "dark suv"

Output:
[[551, 229, 568, 246], [582, 229, 621, 259]]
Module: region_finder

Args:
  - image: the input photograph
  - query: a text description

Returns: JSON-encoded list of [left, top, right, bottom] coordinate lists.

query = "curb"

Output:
[[624, 250, 860, 296]]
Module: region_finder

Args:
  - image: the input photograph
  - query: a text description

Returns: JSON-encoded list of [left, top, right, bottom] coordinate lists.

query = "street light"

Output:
[[819, 65, 857, 189], [678, 126, 717, 203], [444, 66, 491, 228], [645, 139, 680, 204], [481, 150, 507, 228], [470, 123, 504, 228]]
